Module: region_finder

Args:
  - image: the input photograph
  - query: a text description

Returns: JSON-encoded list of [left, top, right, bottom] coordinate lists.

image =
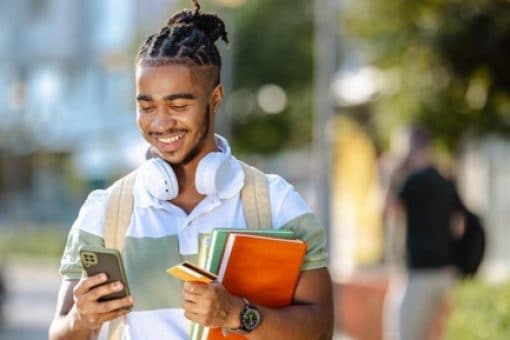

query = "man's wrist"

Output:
[[67, 306, 100, 334], [225, 296, 245, 329], [67, 306, 83, 332]]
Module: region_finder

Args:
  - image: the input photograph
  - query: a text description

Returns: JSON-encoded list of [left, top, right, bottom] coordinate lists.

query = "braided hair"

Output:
[[137, 0, 229, 85]]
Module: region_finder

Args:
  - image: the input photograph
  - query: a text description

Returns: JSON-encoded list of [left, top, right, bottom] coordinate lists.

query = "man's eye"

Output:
[[140, 106, 155, 113], [171, 105, 188, 110]]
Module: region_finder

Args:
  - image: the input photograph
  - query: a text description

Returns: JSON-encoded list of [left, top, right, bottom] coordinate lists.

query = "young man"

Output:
[[49, 2, 333, 339]]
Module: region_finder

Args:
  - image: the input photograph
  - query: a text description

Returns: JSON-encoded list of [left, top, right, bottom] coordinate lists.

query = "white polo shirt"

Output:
[[59, 137, 328, 340]]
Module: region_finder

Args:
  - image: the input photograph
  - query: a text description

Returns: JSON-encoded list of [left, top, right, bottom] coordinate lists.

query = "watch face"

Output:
[[241, 305, 261, 332]]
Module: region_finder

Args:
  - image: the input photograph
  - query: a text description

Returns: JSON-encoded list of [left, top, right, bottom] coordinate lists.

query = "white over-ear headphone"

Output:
[[140, 152, 232, 201]]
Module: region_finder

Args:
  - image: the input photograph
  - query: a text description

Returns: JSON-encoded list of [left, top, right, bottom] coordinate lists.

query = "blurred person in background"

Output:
[[382, 126, 464, 340], [48, 1, 333, 339], [0, 262, 4, 327]]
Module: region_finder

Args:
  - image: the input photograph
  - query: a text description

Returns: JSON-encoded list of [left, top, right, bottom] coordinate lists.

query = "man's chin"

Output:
[[157, 151, 197, 167], [158, 153, 185, 166], [150, 130, 208, 166]]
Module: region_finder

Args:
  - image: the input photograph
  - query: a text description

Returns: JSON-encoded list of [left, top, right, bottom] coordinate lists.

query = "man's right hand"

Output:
[[69, 273, 134, 331]]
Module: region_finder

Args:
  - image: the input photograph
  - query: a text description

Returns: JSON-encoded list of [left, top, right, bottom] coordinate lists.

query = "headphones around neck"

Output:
[[140, 152, 232, 201]]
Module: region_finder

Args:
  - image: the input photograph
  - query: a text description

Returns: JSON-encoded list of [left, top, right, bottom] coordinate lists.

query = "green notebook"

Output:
[[191, 227, 295, 340]]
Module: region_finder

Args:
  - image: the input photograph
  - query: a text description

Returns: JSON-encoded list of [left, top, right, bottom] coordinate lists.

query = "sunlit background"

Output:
[[1, 0, 510, 339]]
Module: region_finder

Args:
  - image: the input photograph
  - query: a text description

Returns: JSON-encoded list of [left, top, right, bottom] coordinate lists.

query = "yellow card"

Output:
[[166, 261, 217, 283]]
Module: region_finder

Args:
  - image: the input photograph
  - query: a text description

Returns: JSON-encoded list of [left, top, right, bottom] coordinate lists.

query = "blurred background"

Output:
[[0, 0, 509, 339]]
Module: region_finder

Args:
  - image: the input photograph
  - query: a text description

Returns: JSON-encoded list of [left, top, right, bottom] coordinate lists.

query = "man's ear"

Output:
[[210, 84, 224, 113]]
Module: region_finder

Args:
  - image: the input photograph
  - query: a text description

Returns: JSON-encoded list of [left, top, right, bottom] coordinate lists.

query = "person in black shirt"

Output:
[[383, 127, 464, 340], [399, 165, 462, 269]]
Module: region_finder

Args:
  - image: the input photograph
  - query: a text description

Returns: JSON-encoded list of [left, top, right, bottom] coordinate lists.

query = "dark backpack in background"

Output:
[[454, 210, 486, 277]]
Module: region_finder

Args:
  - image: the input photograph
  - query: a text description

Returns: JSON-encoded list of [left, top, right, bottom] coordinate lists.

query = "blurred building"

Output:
[[0, 0, 176, 226]]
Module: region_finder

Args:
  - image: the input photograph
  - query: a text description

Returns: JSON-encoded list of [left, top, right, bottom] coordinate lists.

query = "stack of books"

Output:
[[167, 228, 307, 340]]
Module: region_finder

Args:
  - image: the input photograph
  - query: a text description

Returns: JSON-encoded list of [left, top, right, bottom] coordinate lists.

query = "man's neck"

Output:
[[170, 160, 204, 214], [169, 137, 219, 213]]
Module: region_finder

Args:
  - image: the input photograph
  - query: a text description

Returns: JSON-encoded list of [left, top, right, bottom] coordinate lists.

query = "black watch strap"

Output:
[[223, 298, 262, 335]]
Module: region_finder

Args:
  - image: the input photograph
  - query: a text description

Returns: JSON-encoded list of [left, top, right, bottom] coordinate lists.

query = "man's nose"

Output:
[[151, 108, 177, 131]]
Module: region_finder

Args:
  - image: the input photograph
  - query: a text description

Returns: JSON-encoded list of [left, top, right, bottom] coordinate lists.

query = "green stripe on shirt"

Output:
[[59, 228, 200, 311], [280, 212, 329, 271], [59, 212, 327, 311], [123, 235, 198, 310]]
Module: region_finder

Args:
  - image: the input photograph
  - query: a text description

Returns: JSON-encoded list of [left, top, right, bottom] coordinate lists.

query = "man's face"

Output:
[[135, 63, 222, 166]]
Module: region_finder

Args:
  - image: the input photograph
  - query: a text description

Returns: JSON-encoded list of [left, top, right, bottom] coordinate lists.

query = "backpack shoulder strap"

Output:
[[239, 161, 272, 230], [104, 171, 137, 252], [103, 170, 137, 340]]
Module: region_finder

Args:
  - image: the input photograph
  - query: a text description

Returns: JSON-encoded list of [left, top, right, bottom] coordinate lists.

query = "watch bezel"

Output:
[[240, 301, 261, 332]]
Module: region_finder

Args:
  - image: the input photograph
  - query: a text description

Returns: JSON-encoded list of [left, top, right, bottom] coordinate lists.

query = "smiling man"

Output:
[[49, 1, 333, 339]]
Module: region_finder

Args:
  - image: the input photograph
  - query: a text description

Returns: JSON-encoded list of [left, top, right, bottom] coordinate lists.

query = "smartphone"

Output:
[[166, 261, 217, 283], [79, 246, 132, 309]]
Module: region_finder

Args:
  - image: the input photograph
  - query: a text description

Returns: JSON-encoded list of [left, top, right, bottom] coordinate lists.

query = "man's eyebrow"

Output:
[[136, 93, 196, 101], [136, 94, 152, 101], [164, 93, 195, 101]]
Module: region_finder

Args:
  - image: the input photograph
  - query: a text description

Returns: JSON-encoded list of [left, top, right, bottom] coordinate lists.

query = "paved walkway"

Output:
[[0, 256, 60, 340]]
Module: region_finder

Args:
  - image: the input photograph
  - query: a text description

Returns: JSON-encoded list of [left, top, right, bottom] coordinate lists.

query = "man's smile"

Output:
[[156, 132, 186, 144]]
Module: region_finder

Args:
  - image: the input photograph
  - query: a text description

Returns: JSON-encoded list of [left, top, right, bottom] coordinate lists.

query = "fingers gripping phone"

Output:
[[79, 246, 132, 309]]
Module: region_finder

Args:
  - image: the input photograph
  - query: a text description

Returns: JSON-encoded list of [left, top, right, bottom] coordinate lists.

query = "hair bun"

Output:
[[194, 13, 229, 43], [166, 10, 229, 44]]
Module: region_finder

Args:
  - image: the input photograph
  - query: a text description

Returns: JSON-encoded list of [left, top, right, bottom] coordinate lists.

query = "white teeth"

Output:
[[158, 133, 184, 144]]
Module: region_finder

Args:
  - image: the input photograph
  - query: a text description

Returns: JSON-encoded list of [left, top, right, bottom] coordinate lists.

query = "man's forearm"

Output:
[[246, 303, 334, 340], [49, 312, 98, 340]]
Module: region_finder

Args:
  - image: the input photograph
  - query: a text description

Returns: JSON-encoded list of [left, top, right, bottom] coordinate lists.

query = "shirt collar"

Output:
[[133, 134, 244, 209]]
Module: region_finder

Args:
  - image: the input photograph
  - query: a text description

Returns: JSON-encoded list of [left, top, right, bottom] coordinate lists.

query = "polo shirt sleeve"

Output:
[[59, 189, 109, 280], [267, 174, 328, 271]]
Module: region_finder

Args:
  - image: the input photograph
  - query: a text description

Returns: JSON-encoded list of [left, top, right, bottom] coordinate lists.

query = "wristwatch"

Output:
[[239, 298, 262, 333]]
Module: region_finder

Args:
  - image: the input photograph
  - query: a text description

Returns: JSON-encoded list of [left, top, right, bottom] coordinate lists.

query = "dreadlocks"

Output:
[[136, 0, 229, 86]]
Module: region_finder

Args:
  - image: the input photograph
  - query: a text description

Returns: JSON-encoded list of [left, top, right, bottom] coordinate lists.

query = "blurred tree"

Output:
[[341, 0, 510, 150], [227, 0, 314, 155]]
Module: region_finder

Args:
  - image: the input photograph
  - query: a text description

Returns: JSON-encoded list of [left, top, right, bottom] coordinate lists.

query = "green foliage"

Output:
[[446, 279, 510, 339], [233, 0, 314, 90], [232, 113, 289, 155], [342, 0, 510, 150], [229, 88, 313, 155], [229, 0, 314, 154]]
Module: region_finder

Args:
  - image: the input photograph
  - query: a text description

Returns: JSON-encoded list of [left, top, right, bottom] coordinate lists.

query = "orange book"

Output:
[[203, 233, 307, 340]]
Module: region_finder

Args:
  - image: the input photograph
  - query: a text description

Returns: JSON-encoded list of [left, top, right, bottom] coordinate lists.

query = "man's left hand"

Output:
[[182, 281, 244, 329]]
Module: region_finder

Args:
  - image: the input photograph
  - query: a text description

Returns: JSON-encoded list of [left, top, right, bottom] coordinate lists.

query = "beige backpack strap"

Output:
[[104, 171, 137, 251], [103, 170, 137, 340], [239, 161, 272, 229]]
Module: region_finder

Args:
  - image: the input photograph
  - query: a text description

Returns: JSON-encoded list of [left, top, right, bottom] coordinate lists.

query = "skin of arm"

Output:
[[49, 274, 134, 340], [387, 200, 408, 268], [182, 267, 334, 340]]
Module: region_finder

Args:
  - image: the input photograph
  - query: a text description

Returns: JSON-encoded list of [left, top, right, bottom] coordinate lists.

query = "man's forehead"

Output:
[[136, 61, 218, 89], [136, 62, 191, 79]]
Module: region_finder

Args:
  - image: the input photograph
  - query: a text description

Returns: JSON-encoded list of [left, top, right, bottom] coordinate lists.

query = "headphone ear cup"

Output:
[[141, 158, 179, 201], [195, 152, 231, 196]]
